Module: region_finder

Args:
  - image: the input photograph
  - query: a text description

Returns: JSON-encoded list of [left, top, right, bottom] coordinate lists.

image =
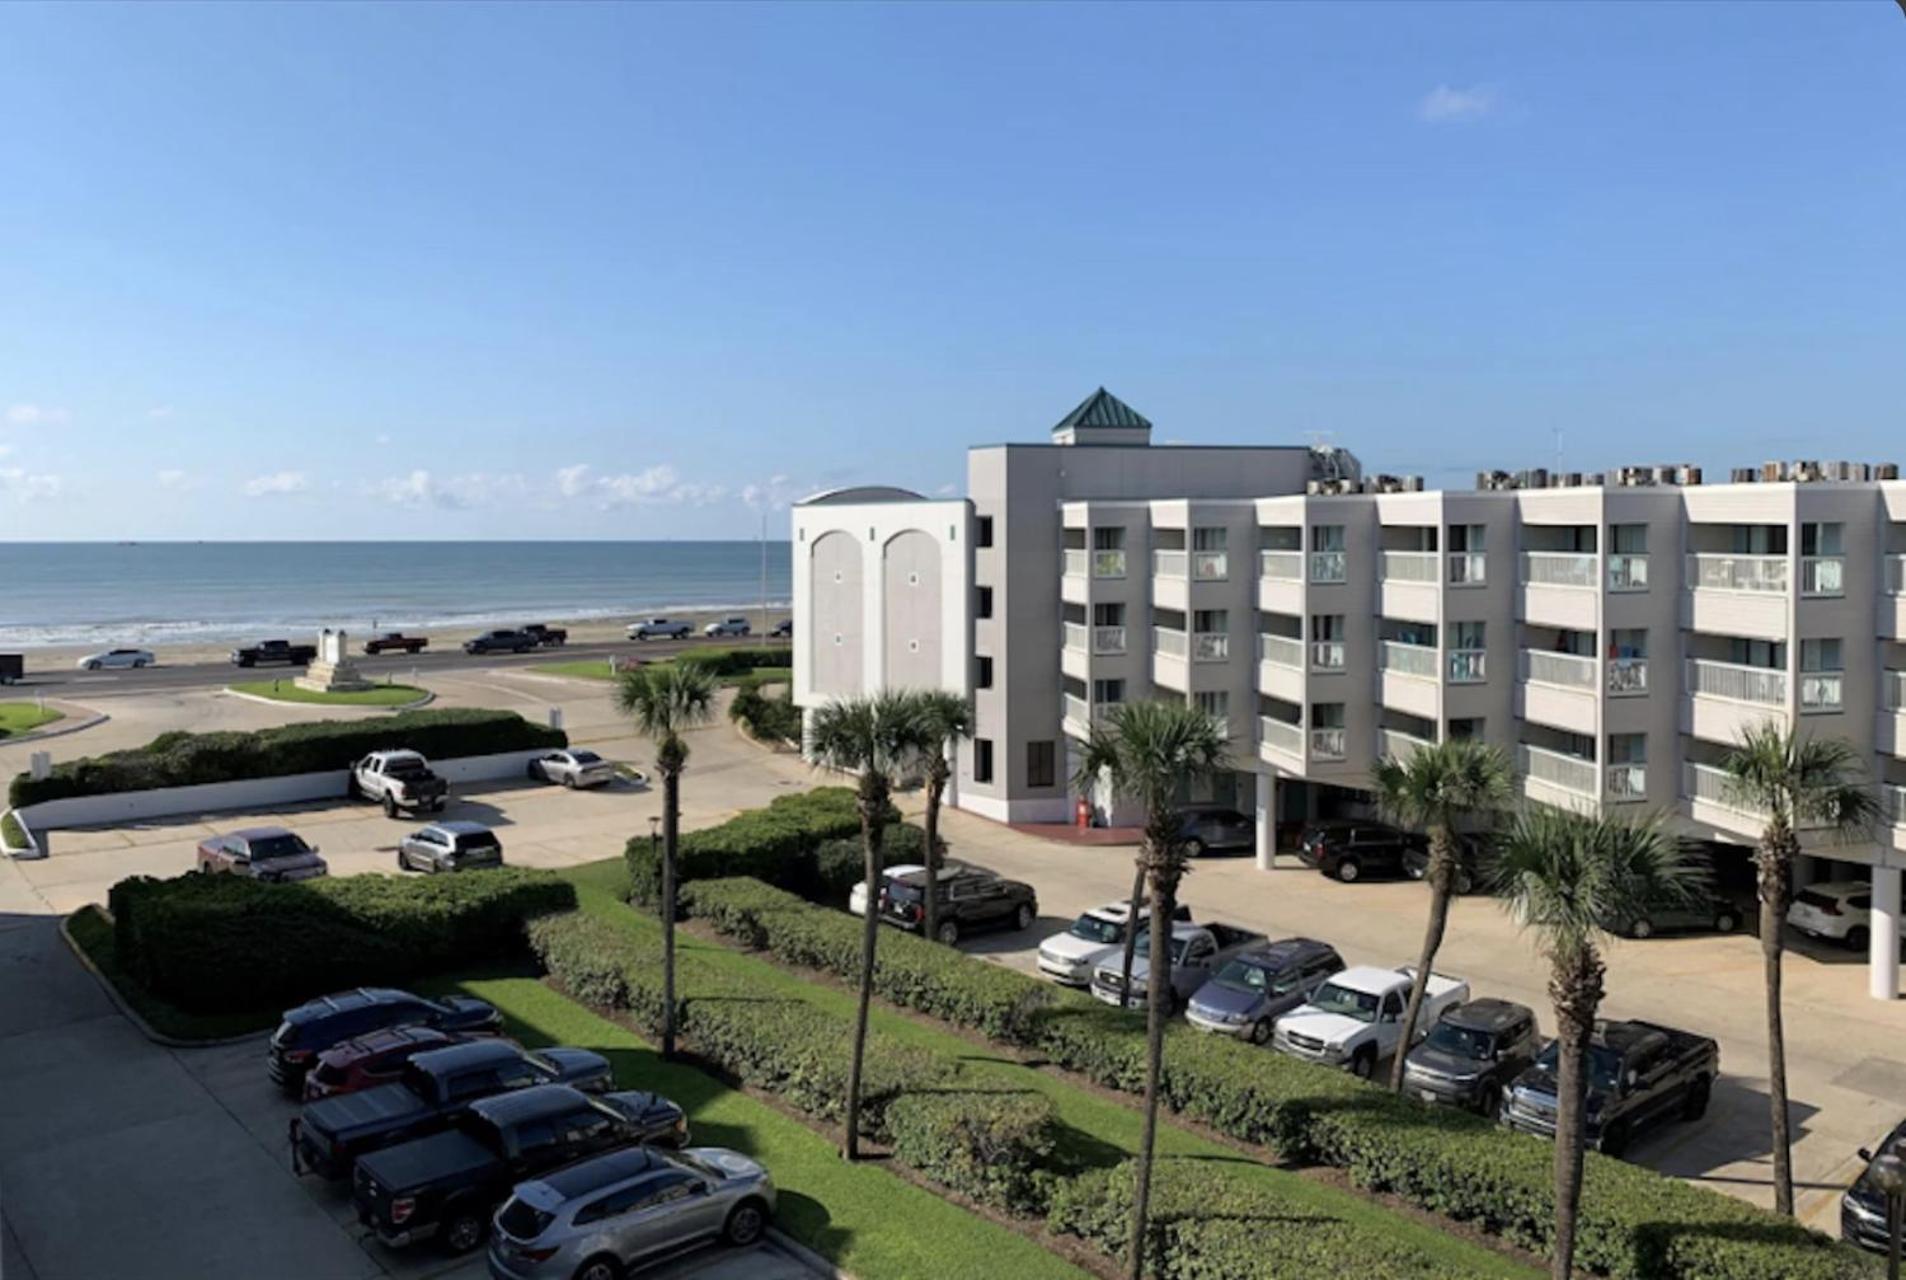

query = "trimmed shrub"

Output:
[[729, 677, 804, 744], [623, 787, 895, 905], [889, 1089, 1058, 1215], [677, 646, 792, 676], [10, 708, 566, 808], [812, 823, 928, 904], [109, 867, 573, 1014]]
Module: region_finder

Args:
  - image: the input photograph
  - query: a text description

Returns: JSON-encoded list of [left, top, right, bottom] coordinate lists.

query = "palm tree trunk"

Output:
[[922, 755, 946, 945], [661, 760, 681, 1060], [1549, 941, 1605, 1280], [843, 774, 887, 1161], [1117, 857, 1145, 1011], [1391, 824, 1455, 1090], [1126, 855, 1176, 1280], [1759, 832, 1797, 1215]]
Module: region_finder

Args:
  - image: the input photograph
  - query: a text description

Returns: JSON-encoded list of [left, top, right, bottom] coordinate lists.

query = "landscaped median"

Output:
[[537, 645, 792, 687], [226, 679, 432, 707], [0, 702, 64, 739]]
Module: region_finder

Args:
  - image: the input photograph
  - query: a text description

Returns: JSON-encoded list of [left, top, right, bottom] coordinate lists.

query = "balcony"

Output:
[[1800, 557, 1844, 598], [1887, 671, 1906, 711], [1311, 727, 1347, 761], [1381, 728, 1432, 761], [1523, 649, 1598, 690], [1688, 553, 1788, 594], [1063, 622, 1087, 652], [1192, 632, 1230, 663], [1799, 671, 1844, 713], [1379, 551, 1437, 583], [1093, 550, 1127, 579], [1192, 551, 1229, 581], [1063, 692, 1090, 728], [1063, 549, 1087, 577], [1447, 649, 1486, 683], [1380, 640, 1438, 680], [1260, 716, 1304, 760], [1153, 550, 1188, 578], [1607, 656, 1649, 697], [1607, 554, 1649, 592], [1887, 784, 1906, 829], [1311, 640, 1346, 671], [1523, 552, 1598, 588], [1448, 552, 1486, 586], [1890, 556, 1906, 594], [1309, 551, 1347, 584], [1093, 625, 1127, 655], [1688, 658, 1787, 707], [1257, 633, 1304, 670], [1687, 762, 1759, 819], [1607, 763, 1647, 801], [1154, 627, 1188, 658], [1520, 744, 1599, 797], [1260, 550, 1303, 581]]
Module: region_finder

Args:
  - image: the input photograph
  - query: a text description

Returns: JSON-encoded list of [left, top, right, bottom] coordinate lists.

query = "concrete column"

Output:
[[1255, 770, 1277, 871], [1871, 864, 1901, 1001]]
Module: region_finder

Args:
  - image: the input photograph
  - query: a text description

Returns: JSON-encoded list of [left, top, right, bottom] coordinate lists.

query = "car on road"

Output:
[[628, 618, 692, 641], [1035, 899, 1194, 986], [1612, 884, 1743, 939], [1842, 1119, 1906, 1253], [351, 749, 450, 817], [768, 619, 793, 639], [519, 624, 568, 648], [304, 1025, 490, 1101], [1273, 965, 1470, 1080], [353, 1084, 688, 1254], [464, 629, 538, 655], [1400, 997, 1541, 1115], [75, 647, 154, 671], [1089, 921, 1266, 1014], [195, 826, 328, 883], [489, 1145, 776, 1280], [1296, 820, 1426, 884], [365, 632, 430, 655], [1787, 880, 1906, 950], [703, 616, 751, 638], [269, 988, 502, 1094], [0, 653, 23, 685], [294, 1039, 613, 1179], [877, 863, 1037, 945], [398, 822, 505, 874], [230, 638, 317, 668], [1177, 805, 1256, 858], [1184, 937, 1346, 1043], [527, 748, 616, 790], [1501, 1019, 1718, 1157]]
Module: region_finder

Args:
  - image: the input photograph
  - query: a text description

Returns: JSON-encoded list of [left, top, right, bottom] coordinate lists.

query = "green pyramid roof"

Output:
[[1053, 387, 1152, 433]]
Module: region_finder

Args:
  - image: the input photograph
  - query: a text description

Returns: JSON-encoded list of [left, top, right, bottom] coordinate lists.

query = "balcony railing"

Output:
[[1309, 550, 1348, 584], [1687, 762, 1760, 817], [1380, 551, 1437, 583], [1258, 633, 1304, 670], [1093, 625, 1127, 655], [1885, 670, 1906, 711], [1380, 728, 1432, 761], [1523, 552, 1598, 588], [1607, 554, 1649, 592], [1688, 658, 1787, 707], [1311, 727, 1348, 760], [1799, 671, 1844, 712], [1154, 627, 1188, 658], [1447, 648, 1486, 683], [1260, 550, 1303, 581], [1890, 556, 1906, 595], [1523, 649, 1598, 690], [1800, 556, 1844, 598], [1607, 657, 1649, 696], [1191, 551, 1229, 581], [1153, 549, 1188, 578], [1311, 640, 1346, 670], [1887, 784, 1906, 828], [1380, 640, 1438, 679], [1688, 553, 1788, 594], [1093, 549, 1127, 579], [1063, 549, 1088, 577], [1606, 763, 1647, 801], [1192, 632, 1230, 663], [1063, 622, 1087, 653], [1063, 693, 1090, 727], [1448, 551, 1486, 586], [1260, 716, 1304, 758], [1520, 744, 1599, 796]]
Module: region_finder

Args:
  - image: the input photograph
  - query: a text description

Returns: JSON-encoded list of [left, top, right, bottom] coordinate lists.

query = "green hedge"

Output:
[[624, 787, 900, 906], [109, 867, 574, 1014], [10, 708, 566, 808], [813, 824, 928, 904], [888, 1090, 1058, 1216], [681, 876, 1871, 1280], [679, 646, 793, 676], [729, 677, 804, 744]]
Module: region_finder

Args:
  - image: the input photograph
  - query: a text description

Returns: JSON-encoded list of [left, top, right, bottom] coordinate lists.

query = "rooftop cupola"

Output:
[[1050, 387, 1152, 447]]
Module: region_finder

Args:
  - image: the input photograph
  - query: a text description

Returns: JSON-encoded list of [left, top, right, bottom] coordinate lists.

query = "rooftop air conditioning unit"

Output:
[[1878, 463, 1900, 481]]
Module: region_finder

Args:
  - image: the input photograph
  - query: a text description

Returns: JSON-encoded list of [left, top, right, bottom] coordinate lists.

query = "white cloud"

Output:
[[1418, 84, 1497, 124], [156, 469, 195, 491], [934, 482, 958, 497], [242, 470, 309, 497], [4, 403, 69, 426], [556, 463, 724, 508], [0, 467, 62, 500], [740, 474, 804, 511], [374, 433, 392, 447], [370, 469, 523, 510], [147, 406, 176, 420]]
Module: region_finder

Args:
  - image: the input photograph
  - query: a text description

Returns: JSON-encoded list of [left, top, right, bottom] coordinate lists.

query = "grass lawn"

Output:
[[534, 657, 788, 688], [228, 680, 429, 706], [66, 906, 282, 1040], [0, 702, 64, 738], [557, 859, 1541, 1280], [2, 810, 27, 850]]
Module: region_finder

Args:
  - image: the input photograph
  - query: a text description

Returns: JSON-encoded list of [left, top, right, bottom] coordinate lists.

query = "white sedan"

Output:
[[76, 647, 155, 671], [526, 749, 618, 790]]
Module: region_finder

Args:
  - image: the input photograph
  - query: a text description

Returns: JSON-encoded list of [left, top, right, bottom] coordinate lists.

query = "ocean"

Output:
[[0, 541, 792, 649]]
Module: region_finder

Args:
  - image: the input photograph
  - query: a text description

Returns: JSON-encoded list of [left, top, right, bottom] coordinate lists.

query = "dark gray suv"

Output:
[[1178, 806, 1255, 858], [1184, 937, 1345, 1044]]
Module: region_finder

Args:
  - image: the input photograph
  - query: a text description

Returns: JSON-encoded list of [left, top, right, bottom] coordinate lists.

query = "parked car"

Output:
[[1612, 884, 1742, 939], [75, 647, 154, 671], [1401, 833, 1492, 895], [1090, 921, 1266, 1013], [527, 749, 616, 790], [1177, 805, 1256, 858], [489, 1145, 776, 1280], [365, 632, 430, 656], [849, 863, 924, 918], [269, 988, 502, 1094], [398, 822, 504, 874], [628, 618, 692, 641], [520, 624, 568, 648], [351, 749, 450, 817], [1273, 965, 1470, 1080], [1296, 820, 1425, 883], [1036, 899, 1194, 986], [768, 619, 793, 639], [1842, 1118, 1906, 1253], [1787, 880, 1906, 950], [230, 638, 317, 668], [352, 1084, 688, 1254], [877, 863, 1038, 945], [195, 826, 328, 883], [464, 629, 537, 655], [294, 1040, 613, 1179], [1184, 938, 1346, 1043], [1400, 997, 1541, 1114], [304, 1025, 488, 1101], [1502, 1020, 1718, 1156], [703, 616, 751, 638], [0, 653, 22, 685]]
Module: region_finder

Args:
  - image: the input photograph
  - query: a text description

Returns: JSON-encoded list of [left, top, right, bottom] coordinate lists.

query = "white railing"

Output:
[[1258, 633, 1304, 669], [1606, 763, 1647, 801], [1260, 550, 1303, 581], [1380, 551, 1437, 583], [1887, 784, 1906, 828], [1063, 693, 1090, 726], [1799, 672, 1844, 712], [1688, 658, 1787, 707], [1884, 670, 1906, 711], [1093, 549, 1127, 579], [1800, 557, 1844, 598], [1310, 550, 1348, 584], [1260, 716, 1304, 757], [1093, 626, 1127, 655], [1607, 554, 1649, 592], [1520, 744, 1599, 796], [1523, 649, 1598, 690], [1447, 649, 1486, 683], [1192, 551, 1229, 581], [1607, 657, 1649, 696], [1311, 640, 1346, 670], [1523, 552, 1598, 588], [1063, 622, 1088, 652], [1889, 556, 1906, 595], [1380, 640, 1438, 679], [1688, 553, 1788, 594], [1063, 549, 1088, 577], [1192, 632, 1230, 663], [1154, 627, 1188, 658], [1687, 762, 1762, 817], [1448, 552, 1487, 586], [1311, 727, 1348, 760], [1153, 549, 1188, 578], [1381, 729, 1432, 761]]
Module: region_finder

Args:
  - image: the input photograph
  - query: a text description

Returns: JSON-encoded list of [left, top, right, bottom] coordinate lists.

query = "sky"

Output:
[[2, 2, 1902, 541]]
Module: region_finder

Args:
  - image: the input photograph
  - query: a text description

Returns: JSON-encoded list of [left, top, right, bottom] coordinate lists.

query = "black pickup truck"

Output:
[[364, 632, 429, 656], [230, 638, 318, 668], [353, 1083, 687, 1255], [1500, 1019, 1718, 1157], [292, 1039, 612, 1179], [520, 623, 568, 648]]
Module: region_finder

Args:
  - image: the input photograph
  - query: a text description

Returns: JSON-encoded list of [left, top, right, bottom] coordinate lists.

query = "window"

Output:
[[1312, 703, 1346, 729], [1093, 527, 1125, 550], [1450, 620, 1485, 650], [1311, 525, 1345, 552], [1193, 609, 1228, 632], [976, 586, 993, 619], [1449, 523, 1486, 552], [1192, 527, 1228, 551], [1801, 523, 1843, 556], [975, 517, 993, 548], [1607, 733, 1646, 764], [1093, 602, 1125, 626], [575, 1182, 650, 1225], [1802, 638, 1843, 671], [1093, 678, 1125, 704], [1610, 524, 1648, 554], [1027, 741, 1056, 788], [1194, 690, 1228, 719], [1448, 717, 1483, 740], [973, 739, 994, 784], [975, 656, 993, 689]]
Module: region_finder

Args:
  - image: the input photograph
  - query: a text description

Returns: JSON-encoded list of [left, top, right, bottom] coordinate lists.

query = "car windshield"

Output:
[[669, 1150, 721, 1180], [247, 834, 310, 860], [886, 881, 923, 905], [1424, 1022, 1495, 1060], [496, 1197, 554, 1241], [1131, 932, 1191, 964], [571, 750, 602, 764], [1308, 982, 1379, 1023], [1534, 1040, 1623, 1091], [456, 833, 499, 853], [1213, 957, 1303, 996], [1068, 915, 1124, 945]]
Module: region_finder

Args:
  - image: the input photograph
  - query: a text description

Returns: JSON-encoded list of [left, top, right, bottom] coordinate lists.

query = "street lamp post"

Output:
[[1873, 1152, 1906, 1280], [649, 813, 660, 863]]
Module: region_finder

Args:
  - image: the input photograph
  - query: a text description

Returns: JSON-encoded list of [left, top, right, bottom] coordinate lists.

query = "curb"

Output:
[[221, 686, 436, 712], [57, 910, 270, 1050], [1, 807, 41, 859], [768, 1227, 849, 1278], [0, 703, 109, 747]]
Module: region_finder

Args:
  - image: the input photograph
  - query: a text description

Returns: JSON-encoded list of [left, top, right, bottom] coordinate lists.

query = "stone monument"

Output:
[[296, 628, 374, 693]]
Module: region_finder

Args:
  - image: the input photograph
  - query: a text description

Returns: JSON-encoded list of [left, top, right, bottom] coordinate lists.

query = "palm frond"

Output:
[[1373, 738, 1513, 835], [1722, 722, 1875, 838], [1492, 806, 1701, 954], [806, 690, 936, 778], [614, 661, 718, 744]]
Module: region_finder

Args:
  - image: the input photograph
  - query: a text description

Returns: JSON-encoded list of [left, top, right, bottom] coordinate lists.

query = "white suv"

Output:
[[1787, 880, 1906, 949]]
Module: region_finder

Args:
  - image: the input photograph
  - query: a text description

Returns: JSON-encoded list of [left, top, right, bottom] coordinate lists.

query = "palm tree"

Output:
[[614, 661, 717, 1060], [1072, 700, 1228, 1280], [1372, 738, 1513, 1092], [806, 691, 933, 1159], [1493, 806, 1701, 1280], [912, 690, 975, 946], [1722, 722, 1876, 1216]]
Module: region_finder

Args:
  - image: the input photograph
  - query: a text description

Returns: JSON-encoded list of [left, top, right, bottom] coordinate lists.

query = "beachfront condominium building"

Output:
[[791, 389, 1906, 998]]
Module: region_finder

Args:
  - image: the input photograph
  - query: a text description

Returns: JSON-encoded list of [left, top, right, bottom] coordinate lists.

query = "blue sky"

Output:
[[2, 2, 1901, 540]]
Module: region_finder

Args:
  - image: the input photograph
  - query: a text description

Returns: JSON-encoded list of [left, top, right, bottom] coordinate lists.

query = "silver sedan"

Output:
[[526, 749, 616, 790]]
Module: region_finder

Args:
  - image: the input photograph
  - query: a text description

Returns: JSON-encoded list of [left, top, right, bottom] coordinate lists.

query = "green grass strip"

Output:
[[0, 703, 64, 737], [228, 680, 429, 706], [534, 658, 786, 687]]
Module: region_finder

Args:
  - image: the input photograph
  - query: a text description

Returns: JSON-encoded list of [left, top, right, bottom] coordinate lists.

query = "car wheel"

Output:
[[440, 1205, 486, 1255], [563, 775, 577, 789], [1350, 1047, 1376, 1080], [1249, 1018, 1274, 1047], [526, 763, 541, 781], [396, 850, 409, 871], [1334, 858, 1362, 884], [1404, 860, 1427, 882], [1477, 1083, 1502, 1117], [723, 1197, 769, 1247], [574, 1255, 623, 1280], [1848, 926, 1871, 952], [935, 920, 960, 946], [1630, 918, 1654, 940], [132, 659, 147, 668], [85, 660, 101, 671], [383, 796, 398, 819], [1682, 1076, 1713, 1121], [1014, 902, 1035, 931], [1184, 838, 1206, 859], [1598, 1120, 1631, 1159], [1713, 910, 1738, 934]]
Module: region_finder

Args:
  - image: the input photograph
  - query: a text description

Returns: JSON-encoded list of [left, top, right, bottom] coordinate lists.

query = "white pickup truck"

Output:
[[1272, 964, 1469, 1080], [349, 750, 450, 818], [1036, 900, 1193, 986]]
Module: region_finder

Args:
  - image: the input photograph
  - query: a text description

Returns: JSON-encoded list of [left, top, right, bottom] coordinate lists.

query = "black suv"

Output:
[[879, 864, 1038, 945], [268, 988, 502, 1094], [1178, 806, 1255, 858], [1400, 997, 1541, 1114], [463, 629, 536, 655], [1402, 833, 1491, 894], [1296, 821, 1425, 883]]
